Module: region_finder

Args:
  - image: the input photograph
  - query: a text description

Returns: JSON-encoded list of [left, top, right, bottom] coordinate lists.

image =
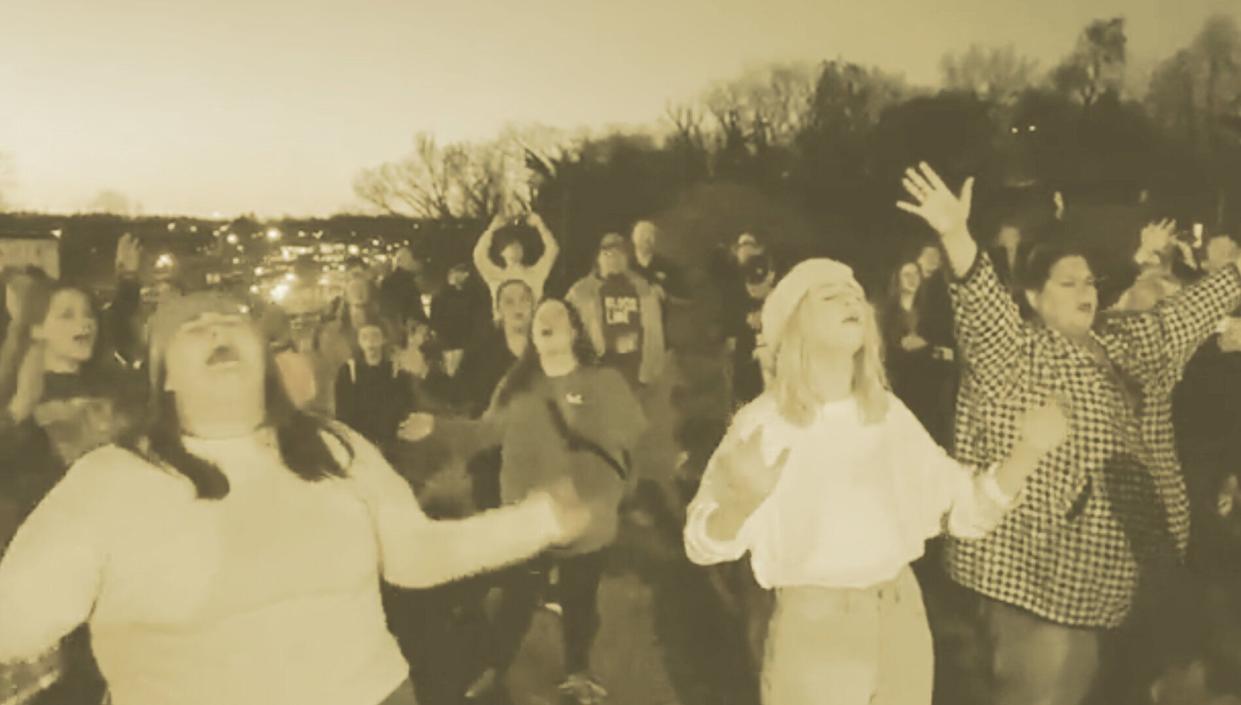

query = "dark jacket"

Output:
[[430, 284, 490, 352], [334, 358, 414, 448], [379, 269, 427, 326]]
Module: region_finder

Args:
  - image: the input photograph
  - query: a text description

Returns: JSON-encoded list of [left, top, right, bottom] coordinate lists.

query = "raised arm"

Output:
[[897, 163, 1028, 395], [1106, 221, 1241, 385], [0, 460, 107, 663], [343, 428, 585, 588], [526, 212, 560, 280], [891, 394, 1066, 539], [472, 214, 507, 285]]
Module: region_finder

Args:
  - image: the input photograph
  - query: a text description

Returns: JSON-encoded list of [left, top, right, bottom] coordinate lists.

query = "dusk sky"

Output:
[[1, 0, 1237, 217]]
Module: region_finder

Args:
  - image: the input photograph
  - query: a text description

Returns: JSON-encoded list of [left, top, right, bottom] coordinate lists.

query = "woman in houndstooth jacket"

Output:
[[898, 163, 1241, 705]]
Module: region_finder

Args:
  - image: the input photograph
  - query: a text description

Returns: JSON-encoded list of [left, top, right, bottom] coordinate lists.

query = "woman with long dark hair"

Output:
[[0, 291, 590, 705], [401, 297, 647, 704], [879, 256, 952, 441]]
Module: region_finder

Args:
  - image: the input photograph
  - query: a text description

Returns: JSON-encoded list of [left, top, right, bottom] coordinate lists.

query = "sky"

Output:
[[1, 0, 1237, 218]]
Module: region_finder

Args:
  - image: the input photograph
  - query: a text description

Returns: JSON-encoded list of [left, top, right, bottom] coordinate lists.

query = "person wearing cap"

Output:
[[683, 258, 1070, 705], [565, 232, 665, 389], [473, 211, 560, 310], [0, 290, 592, 705], [727, 252, 777, 407], [897, 163, 1241, 705]]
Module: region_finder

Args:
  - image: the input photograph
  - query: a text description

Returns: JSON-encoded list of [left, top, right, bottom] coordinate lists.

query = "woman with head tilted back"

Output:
[[683, 258, 1068, 705], [0, 290, 589, 705]]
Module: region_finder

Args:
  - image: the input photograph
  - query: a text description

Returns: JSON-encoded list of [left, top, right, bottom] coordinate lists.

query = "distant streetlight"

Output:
[[50, 229, 63, 239], [226, 233, 240, 245], [167, 223, 177, 232], [266, 228, 282, 241], [347, 244, 361, 256], [155, 253, 175, 269]]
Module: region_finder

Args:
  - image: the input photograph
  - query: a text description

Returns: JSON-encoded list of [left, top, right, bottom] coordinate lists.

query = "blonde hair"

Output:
[[762, 294, 890, 427]]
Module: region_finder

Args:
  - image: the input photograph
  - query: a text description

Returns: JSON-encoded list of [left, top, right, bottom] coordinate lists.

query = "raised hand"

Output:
[[116, 233, 142, 275], [9, 344, 46, 421], [525, 212, 546, 230], [397, 412, 435, 442], [896, 162, 975, 239], [716, 426, 790, 509], [1139, 219, 1177, 257], [487, 213, 507, 232], [1017, 395, 1070, 455]]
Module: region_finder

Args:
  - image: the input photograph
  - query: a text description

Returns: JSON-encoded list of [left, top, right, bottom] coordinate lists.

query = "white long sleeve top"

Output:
[[684, 393, 1015, 590], [0, 425, 561, 705]]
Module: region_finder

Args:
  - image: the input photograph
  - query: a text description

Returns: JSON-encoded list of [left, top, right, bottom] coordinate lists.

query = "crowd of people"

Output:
[[0, 162, 1240, 705]]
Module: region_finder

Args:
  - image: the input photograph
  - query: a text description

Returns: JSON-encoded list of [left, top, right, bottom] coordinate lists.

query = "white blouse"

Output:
[[684, 393, 1016, 590]]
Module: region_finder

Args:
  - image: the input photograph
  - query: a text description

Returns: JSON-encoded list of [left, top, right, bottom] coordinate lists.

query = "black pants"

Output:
[[491, 551, 608, 676]]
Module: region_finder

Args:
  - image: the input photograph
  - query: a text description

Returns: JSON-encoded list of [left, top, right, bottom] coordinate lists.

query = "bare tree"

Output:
[[700, 62, 817, 149], [355, 126, 578, 220], [1051, 17, 1128, 107], [354, 133, 455, 218], [1147, 14, 1241, 148], [941, 44, 1040, 102]]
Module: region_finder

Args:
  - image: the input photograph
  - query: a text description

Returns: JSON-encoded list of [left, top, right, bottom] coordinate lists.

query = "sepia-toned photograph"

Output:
[[3, 1, 1241, 704]]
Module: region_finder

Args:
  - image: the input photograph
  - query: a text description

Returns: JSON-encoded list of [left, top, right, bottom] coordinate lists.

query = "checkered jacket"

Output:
[[943, 253, 1241, 628]]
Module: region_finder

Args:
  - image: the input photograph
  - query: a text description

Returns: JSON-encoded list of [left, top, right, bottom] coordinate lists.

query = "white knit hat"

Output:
[[760, 258, 864, 358]]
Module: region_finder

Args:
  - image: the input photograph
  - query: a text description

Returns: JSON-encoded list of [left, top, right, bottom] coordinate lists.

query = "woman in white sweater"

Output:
[[683, 258, 1069, 705], [0, 291, 588, 705]]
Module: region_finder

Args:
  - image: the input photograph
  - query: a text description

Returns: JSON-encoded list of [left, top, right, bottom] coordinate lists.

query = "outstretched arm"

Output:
[[897, 163, 1028, 397], [0, 463, 106, 663], [892, 396, 1065, 539], [345, 429, 583, 588], [1107, 220, 1241, 385]]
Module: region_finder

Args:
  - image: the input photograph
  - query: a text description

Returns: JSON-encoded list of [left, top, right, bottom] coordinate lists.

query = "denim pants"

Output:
[[762, 566, 934, 705]]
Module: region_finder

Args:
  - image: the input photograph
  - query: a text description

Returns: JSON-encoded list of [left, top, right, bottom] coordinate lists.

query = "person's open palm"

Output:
[[896, 162, 974, 238], [717, 426, 789, 507], [1140, 219, 1177, 256]]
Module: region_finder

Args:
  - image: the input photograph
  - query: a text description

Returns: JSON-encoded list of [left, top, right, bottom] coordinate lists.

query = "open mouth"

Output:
[[206, 344, 241, 367], [72, 332, 95, 346], [843, 315, 861, 324], [1077, 303, 1095, 314]]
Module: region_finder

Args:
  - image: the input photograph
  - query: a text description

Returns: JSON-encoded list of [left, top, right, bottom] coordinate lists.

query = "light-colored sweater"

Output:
[[0, 425, 561, 705], [685, 393, 1012, 589]]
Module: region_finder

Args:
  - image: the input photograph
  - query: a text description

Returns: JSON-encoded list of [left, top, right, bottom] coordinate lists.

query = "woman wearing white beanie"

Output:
[[683, 257, 1070, 705]]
